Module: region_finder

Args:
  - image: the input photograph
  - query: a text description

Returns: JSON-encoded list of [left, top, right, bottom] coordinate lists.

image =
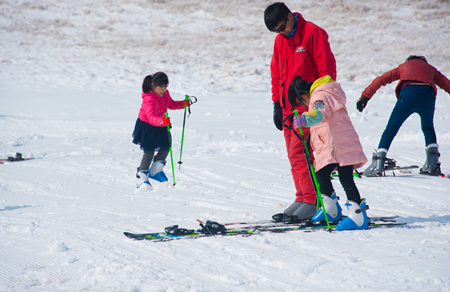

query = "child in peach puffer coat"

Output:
[[288, 75, 368, 231]]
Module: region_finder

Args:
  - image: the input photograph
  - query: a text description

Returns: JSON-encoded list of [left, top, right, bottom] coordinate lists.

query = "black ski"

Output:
[[362, 155, 421, 177], [220, 215, 399, 228], [124, 218, 406, 242], [0, 153, 36, 164]]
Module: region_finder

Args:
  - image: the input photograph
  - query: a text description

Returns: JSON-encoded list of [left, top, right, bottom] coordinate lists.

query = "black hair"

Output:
[[288, 76, 313, 110], [142, 72, 169, 93], [264, 2, 291, 32], [406, 55, 427, 63]]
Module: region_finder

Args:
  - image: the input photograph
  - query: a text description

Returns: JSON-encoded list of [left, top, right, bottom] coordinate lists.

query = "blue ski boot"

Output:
[[136, 167, 153, 191], [149, 160, 168, 183], [336, 199, 369, 231], [311, 192, 343, 222]]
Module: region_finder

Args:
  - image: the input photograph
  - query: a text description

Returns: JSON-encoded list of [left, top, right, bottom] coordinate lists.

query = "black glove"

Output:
[[273, 102, 283, 131], [357, 96, 370, 112]]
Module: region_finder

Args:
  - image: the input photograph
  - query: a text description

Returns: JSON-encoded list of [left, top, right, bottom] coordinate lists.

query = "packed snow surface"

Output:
[[1, 0, 450, 291]]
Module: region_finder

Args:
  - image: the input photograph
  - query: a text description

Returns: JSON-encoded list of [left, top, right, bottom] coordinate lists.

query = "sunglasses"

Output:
[[273, 16, 288, 33]]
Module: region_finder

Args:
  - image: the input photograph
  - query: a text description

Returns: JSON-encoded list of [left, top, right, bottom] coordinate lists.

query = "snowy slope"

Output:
[[1, 0, 450, 291]]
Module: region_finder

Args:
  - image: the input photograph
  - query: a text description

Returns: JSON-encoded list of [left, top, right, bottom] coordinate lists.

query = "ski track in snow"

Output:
[[1, 0, 450, 291]]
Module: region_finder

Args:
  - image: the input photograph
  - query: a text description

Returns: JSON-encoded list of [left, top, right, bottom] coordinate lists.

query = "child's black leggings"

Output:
[[138, 149, 170, 171], [315, 163, 361, 205]]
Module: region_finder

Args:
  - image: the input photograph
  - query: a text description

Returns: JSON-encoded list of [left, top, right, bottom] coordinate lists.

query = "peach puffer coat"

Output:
[[308, 77, 367, 171]]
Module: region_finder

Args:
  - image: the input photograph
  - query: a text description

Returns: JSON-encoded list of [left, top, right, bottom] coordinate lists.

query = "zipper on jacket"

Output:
[[162, 96, 166, 117]]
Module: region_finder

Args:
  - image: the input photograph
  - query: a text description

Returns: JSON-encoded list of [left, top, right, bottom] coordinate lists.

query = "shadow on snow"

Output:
[[0, 205, 32, 212]]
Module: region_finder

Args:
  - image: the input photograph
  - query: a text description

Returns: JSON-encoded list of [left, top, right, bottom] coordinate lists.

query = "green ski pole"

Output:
[[178, 94, 189, 170], [293, 110, 330, 230], [165, 112, 176, 186]]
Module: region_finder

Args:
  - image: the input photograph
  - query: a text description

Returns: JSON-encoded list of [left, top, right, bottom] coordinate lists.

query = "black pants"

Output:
[[315, 163, 361, 205]]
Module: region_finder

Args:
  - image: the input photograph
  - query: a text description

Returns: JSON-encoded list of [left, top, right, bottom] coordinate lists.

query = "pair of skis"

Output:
[[123, 216, 406, 242], [364, 157, 420, 177], [331, 165, 419, 179], [362, 158, 448, 178], [333, 156, 448, 178], [0, 153, 35, 164]]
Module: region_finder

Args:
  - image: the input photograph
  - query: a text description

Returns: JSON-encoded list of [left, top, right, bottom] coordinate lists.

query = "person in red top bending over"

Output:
[[264, 2, 336, 222], [357, 55, 450, 177]]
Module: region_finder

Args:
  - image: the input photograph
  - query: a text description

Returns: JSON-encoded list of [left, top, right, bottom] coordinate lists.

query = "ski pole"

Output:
[[178, 94, 189, 169], [293, 110, 330, 230], [165, 112, 176, 186]]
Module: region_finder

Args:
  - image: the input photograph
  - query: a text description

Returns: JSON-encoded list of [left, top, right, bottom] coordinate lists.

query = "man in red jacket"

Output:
[[264, 2, 337, 222], [358, 55, 450, 177]]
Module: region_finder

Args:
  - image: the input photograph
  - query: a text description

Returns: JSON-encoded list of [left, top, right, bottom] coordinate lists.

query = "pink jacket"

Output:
[[138, 90, 184, 127], [309, 83, 367, 171]]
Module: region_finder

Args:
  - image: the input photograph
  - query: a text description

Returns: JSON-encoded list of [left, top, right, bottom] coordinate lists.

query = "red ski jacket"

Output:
[[362, 59, 450, 99], [270, 12, 337, 114]]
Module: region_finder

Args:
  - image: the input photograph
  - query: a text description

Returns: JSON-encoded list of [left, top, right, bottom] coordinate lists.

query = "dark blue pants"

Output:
[[378, 85, 436, 150]]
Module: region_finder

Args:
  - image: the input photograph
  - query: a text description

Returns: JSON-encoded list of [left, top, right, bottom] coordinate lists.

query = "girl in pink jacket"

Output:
[[132, 72, 189, 191], [288, 75, 368, 231]]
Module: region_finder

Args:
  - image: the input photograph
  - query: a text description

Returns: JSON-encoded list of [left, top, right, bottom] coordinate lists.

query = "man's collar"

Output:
[[284, 13, 299, 39]]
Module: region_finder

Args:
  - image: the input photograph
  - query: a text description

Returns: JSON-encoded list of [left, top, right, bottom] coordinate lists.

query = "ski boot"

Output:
[[363, 148, 387, 177], [363, 150, 377, 176], [291, 202, 317, 221], [136, 167, 153, 191], [336, 199, 369, 231], [272, 201, 302, 222], [149, 160, 168, 183], [420, 144, 444, 176], [274, 201, 316, 223], [311, 192, 343, 222]]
